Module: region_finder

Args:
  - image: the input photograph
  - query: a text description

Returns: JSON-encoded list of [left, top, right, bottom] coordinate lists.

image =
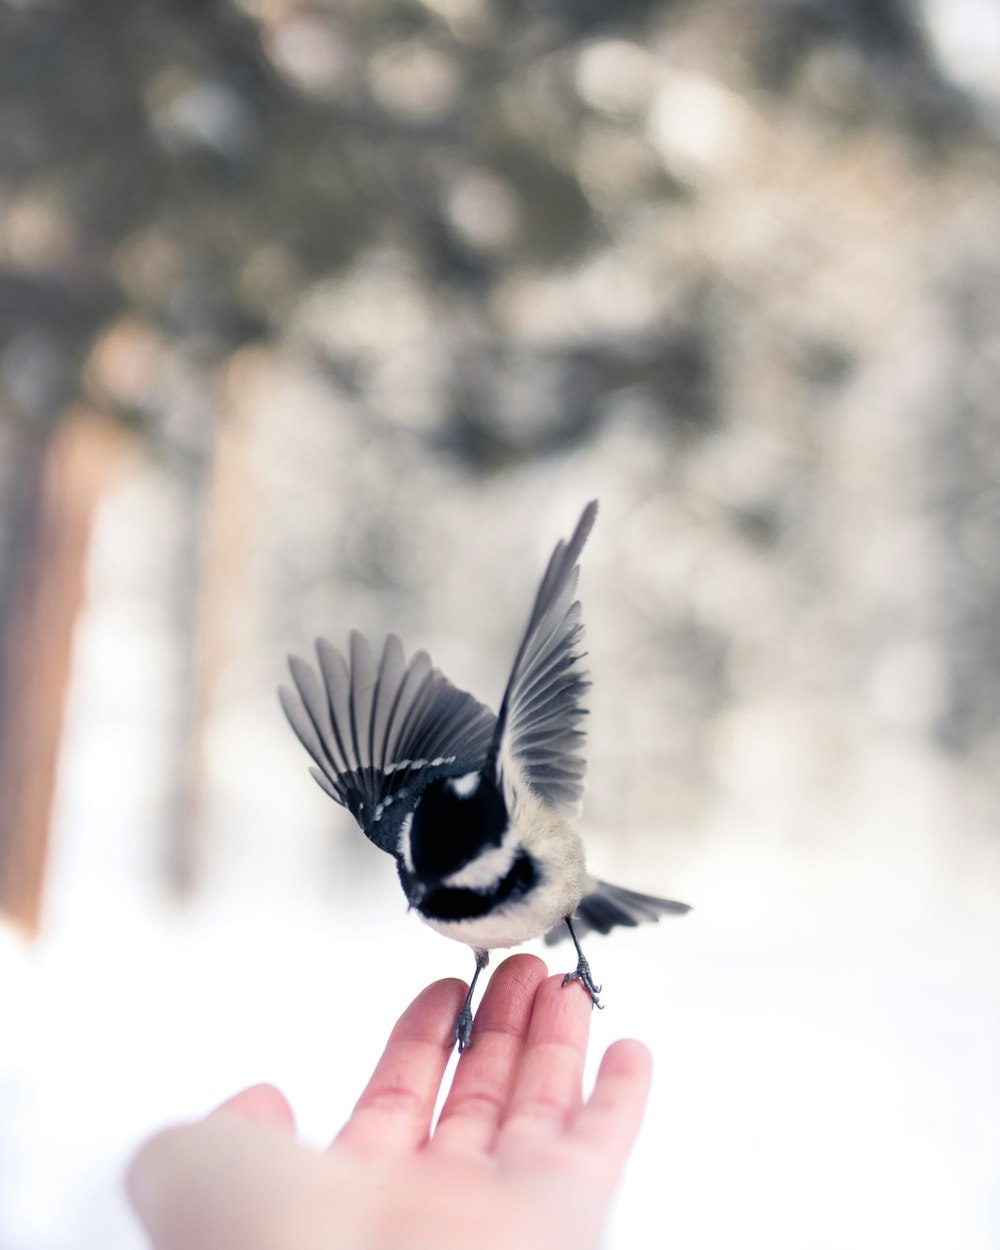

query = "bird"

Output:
[[279, 500, 691, 1050]]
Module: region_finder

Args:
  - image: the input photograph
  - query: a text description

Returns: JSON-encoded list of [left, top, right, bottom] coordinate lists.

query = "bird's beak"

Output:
[[406, 881, 426, 908]]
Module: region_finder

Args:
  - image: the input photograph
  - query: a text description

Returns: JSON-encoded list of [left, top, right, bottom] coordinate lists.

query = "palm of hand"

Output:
[[129, 955, 652, 1250]]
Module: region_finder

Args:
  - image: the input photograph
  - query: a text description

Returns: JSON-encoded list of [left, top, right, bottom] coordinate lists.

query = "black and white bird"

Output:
[[280, 501, 690, 1050]]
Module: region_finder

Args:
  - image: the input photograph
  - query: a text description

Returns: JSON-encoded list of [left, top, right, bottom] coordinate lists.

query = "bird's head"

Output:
[[397, 771, 520, 906]]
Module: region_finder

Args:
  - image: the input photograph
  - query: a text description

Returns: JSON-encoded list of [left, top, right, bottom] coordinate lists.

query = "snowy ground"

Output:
[[2, 708, 997, 1249], [3, 837, 998, 1250]]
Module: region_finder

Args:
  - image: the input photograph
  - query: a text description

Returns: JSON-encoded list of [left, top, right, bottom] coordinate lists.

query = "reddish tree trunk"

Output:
[[0, 410, 123, 935]]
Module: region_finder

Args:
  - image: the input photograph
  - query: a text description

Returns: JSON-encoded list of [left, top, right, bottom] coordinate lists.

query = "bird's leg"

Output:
[[561, 916, 603, 1009], [452, 948, 489, 1052]]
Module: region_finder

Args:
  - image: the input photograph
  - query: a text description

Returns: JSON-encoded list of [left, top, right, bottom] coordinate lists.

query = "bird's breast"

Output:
[[419, 859, 583, 949], [418, 815, 587, 952]]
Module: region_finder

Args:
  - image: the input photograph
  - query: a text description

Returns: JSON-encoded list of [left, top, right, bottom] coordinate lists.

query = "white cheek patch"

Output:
[[443, 822, 519, 891], [447, 771, 480, 798], [398, 812, 414, 872]]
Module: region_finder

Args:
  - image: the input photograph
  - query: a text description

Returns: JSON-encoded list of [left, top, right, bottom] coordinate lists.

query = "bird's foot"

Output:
[[451, 948, 488, 1052], [452, 1003, 475, 1053], [562, 955, 604, 1009]]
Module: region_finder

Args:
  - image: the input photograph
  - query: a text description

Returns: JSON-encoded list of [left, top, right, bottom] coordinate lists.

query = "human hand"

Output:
[[127, 953, 652, 1250]]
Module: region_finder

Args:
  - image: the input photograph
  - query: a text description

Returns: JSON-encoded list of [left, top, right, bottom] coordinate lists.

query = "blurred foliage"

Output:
[[2, 0, 1000, 777], [0, 0, 990, 459]]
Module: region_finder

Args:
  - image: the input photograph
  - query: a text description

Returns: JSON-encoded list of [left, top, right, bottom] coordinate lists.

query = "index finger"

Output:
[[332, 976, 466, 1158]]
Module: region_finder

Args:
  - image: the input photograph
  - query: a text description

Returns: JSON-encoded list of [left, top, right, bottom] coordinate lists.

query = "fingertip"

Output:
[[125, 1123, 191, 1221], [426, 975, 471, 1001], [418, 957, 546, 1019], [533, 969, 595, 1033], [583, 1038, 654, 1139], [402, 976, 469, 1043], [494, 951, 548, 982], [208, 1083, 297, 1130], [479, 953, 548, 1009], [595, 1040, 654, 1120], [600, 1038, 653, 1086]]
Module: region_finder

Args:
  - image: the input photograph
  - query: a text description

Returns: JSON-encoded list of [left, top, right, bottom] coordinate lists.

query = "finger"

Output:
[[568, 1039, 653, 1190], [128, 1116, 320, 1250], [209, 1083, 296, 1131], [333, 976, 467, 1158], [496, 972, 593, 1158], [432, 953, 548, 1156]]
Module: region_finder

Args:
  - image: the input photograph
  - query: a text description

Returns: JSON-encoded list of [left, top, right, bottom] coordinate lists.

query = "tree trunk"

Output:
[[0, 409, 123, 935]]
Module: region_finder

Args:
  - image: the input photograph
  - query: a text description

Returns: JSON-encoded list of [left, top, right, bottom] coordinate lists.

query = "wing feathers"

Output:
[[279, 682, 327, 771], [283, 501, 599, 847], [281, 633, 496, 852], [490, 501, 597, 818], [316, 641, 354, 775], [308, 764, 341, 802], [348, 631, 376, 771]]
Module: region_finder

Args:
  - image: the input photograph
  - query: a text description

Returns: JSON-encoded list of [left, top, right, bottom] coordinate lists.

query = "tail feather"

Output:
[[544, 879, 691, 944]]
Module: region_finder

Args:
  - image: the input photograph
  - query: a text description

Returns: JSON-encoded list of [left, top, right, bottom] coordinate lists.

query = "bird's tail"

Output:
[[544, 878, 691, 944]]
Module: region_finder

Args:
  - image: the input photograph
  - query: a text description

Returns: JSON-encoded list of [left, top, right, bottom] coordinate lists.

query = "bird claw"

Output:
[[452, 1004, 475, 1052], [562, 957, 604, 1009]]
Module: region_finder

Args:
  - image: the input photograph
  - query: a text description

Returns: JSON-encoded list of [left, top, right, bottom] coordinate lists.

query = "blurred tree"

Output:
[[0, 410, 122, 930]]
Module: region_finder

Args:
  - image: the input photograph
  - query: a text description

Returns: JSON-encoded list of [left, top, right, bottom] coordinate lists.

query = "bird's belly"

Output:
[[419, 873, 582, 951]]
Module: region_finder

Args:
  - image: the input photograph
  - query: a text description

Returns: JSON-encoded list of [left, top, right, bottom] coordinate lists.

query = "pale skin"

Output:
[[128, 953, 653, 1250]]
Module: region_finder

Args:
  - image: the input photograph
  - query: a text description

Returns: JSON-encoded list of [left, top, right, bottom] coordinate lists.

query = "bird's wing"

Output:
[[488, 501, 597, 820], [543, 878, 691, 944], [280, 631, 496, 853]]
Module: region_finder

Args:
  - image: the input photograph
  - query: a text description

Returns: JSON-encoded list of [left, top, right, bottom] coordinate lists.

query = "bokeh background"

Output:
[[2, 1, 999, 1247]]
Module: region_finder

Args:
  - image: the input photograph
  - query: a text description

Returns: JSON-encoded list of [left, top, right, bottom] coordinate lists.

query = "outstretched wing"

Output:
[[280, 631, 496, 853], [544, 879, 691, 944], [488, 501, 597, 819]]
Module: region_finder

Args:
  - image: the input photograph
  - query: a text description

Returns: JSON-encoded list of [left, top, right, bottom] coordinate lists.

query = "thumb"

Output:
[[127, 1110, 319, 1250], [208, 1082, 297, 1130]]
